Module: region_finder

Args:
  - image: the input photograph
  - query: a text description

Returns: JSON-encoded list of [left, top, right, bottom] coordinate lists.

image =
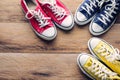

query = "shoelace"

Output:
[[88, 59, 117, 80], [98, 44, 120, 62], [81, 0, 105, 15], [25, 10, 51, 28], [49, 4, 67, 20], [98, 0, 119, 26]]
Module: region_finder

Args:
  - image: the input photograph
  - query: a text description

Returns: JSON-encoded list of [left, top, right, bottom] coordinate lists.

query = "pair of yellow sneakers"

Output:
[[77, 37, 120, 80]]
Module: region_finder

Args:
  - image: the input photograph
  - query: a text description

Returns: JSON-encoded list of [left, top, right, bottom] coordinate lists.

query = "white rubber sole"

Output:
[[74, 0, 96, 26], [89, 17, 117, 36], [30, 24, 57, 41], [21, 6, 57, 41], [74, 12, 95, 26], [54, 14, 74, 31], [77, 53, 95, 80]]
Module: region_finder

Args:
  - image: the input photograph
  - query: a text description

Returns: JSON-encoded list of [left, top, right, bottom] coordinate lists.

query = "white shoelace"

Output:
[[49, 4, 67, 20], [98, 44, 120, 62], [25, 10, 51, 28], [81, 0, 105, 15], [98, 0, 119, 26], [88, 59, 117, 80]]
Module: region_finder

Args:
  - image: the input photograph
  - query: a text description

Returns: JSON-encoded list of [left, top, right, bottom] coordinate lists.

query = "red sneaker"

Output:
[[38, 0, 74, 30], [21, 0, 57, 40]]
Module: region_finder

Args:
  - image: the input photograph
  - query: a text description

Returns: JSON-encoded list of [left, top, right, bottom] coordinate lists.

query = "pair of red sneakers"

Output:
[[21, 0, 74, 40]]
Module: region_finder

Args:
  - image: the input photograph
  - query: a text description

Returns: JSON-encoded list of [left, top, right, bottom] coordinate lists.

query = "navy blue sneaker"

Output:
[[74, 0, 105, 25], [89, 0, 120, 36]]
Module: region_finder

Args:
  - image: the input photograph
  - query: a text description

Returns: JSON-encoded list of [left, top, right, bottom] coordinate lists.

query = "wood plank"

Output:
[[0, 53, 89, 80], [0, 0, 120, 53], [0, 0, 120, 80], [0, 23, 120, 53], [0, 0, 120, 23]]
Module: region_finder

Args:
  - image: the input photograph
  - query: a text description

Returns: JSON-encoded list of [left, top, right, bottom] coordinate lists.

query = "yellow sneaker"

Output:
[[88, 37, 120, 75], [77, 53, 120, 80]]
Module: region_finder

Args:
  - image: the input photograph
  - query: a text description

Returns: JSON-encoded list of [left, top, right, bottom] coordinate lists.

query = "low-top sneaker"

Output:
[[74, 0, 105, 25], [38, 0, 74, 30], [77, 53, 120, 80], [89, 0, 120, 36], [21, 0, 57, 40], [88, 37, 120, 75]]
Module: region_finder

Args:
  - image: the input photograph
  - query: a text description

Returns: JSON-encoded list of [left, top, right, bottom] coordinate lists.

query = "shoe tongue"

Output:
[[85, 58, 93, 67], [35, 5, 41, 11], [41, 0, 56, 5]]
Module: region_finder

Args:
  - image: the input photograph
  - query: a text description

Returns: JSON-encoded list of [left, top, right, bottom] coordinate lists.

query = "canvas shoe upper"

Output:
[[77, 53, 120, 80], [38, 0, 74, 30], [21, 0, 57, 40], [88, 37, 120, 75], [74, 0, 105, 25], [89, 0, 120, 36]]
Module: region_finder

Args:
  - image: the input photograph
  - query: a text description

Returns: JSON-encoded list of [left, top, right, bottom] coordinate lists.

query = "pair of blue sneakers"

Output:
[[74, 0, 120, 36]]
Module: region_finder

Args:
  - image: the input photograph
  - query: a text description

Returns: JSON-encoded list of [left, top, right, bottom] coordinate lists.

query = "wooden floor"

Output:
[[0, 0, 120, 80]]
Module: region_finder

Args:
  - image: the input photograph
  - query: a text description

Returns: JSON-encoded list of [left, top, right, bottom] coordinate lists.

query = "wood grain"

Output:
[[0, 0, 120, 53], [0, 0, 120, 80], [0, 53, 90, 80]]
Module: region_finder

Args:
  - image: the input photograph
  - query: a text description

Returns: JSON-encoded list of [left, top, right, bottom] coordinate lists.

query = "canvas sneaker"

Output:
[[77, 53, 120, 80], [88, 37, 120, 75], [21, 0, 57, 40], [74, 0, 105, 25], [37, 0, 74, 30], [89, 0, 120, 36]]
